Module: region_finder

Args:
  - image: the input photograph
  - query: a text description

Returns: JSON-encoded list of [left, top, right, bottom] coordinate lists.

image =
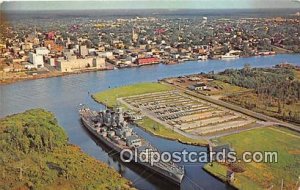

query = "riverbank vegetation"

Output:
[[210, 65, 300, 124], [0, 109, 133, 190], [205, 126, 300, 190]]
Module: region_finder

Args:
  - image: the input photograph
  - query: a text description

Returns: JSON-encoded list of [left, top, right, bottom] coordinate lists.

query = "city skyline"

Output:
[[1, 0, 300, 11]]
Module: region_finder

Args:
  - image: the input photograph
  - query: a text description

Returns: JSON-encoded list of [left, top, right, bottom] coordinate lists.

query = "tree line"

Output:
[[208, 65, 300, 123]]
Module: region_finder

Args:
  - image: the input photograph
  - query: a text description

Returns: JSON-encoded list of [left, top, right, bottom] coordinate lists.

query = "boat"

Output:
[[79, 106, 184, 185], [221, 53, 239, 59], [198, 55, 208, 61]]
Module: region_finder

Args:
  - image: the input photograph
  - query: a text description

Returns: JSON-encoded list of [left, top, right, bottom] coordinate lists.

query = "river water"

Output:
[[0, 54, 299, 190]]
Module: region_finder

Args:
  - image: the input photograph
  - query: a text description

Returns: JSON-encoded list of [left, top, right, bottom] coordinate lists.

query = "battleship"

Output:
[[79, 106, 185, 186]]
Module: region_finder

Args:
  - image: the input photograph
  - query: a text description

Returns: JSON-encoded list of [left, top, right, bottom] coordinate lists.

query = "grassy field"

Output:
[[0, 109, 133, 190], [205, 127, 300, 190], [93, 82, 174, 107], [136, 117, 207, 145], [207, 80, 251, 96]]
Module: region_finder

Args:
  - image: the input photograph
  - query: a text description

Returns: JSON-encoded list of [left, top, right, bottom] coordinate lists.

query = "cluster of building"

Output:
[[0, 30, 107, 74], [0, 11, 299, 77]]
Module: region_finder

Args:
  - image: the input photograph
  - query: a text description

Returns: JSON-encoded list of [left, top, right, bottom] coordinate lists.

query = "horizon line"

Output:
[[2, 7, 300, 11]]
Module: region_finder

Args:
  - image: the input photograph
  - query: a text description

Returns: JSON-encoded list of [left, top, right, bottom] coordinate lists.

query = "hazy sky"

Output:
[[1, 0, 300, 10]]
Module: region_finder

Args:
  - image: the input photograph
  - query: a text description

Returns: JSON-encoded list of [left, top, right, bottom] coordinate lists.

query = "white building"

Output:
[[36, 47, 50, 56], [49, 58, 56, 66], [97, 51, 113, 58], [88, 48, 96, 54], [29, 52, 44, 68]]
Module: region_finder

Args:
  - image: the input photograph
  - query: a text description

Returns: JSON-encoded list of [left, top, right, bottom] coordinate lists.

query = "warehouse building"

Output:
[[57, 57, 106, 72]]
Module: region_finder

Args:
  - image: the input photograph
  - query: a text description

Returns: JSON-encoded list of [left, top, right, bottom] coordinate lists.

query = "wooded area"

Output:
[[0, 109, 133, 190], [210, 65, 300, 123]]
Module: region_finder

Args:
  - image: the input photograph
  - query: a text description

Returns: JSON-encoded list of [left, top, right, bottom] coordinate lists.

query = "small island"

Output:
[[0, 109, 133, 190]]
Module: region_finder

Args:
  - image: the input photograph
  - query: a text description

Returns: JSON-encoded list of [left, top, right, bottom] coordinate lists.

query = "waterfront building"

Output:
[[29, 52, 44, 68], [97, 51, 113, 58], [136, 57, 160, 65], [57, 57, 105, 72], [79, 45, 88, 57], [63, 50, 74, 60]]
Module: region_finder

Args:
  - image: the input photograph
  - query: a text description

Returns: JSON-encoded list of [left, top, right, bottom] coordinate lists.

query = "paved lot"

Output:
[[122, 90, 257, 137]]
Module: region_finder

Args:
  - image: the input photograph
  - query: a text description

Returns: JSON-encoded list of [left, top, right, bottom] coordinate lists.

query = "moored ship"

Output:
[[79, 106, 184, 186], [221, 53, 239, 59]]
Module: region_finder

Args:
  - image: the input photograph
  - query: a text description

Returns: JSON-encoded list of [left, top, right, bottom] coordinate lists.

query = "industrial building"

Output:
[[136, 57, 160, 65], [29, 52, 44, 68], [57, 57, 106, 72]]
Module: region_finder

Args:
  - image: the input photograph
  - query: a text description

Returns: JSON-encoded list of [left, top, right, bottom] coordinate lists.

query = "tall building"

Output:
[[29, 52, 44, 68], [132, 28, 138, 43], [49, 58, 56, 66], [79, 45, 88, 57]]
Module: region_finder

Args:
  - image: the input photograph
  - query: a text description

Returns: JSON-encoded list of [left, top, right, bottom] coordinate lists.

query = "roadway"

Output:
[[168, 83, 300, 133]]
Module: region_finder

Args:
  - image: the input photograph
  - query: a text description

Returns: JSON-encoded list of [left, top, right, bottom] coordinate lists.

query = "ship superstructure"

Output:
[[79, 106, 184, 185]]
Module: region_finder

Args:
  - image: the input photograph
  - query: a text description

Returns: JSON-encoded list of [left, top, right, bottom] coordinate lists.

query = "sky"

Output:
[[1, 0, 300, 10]]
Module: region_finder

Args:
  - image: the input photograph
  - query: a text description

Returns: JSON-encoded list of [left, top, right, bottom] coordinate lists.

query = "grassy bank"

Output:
[[136, 117, 207, 145], [205, 127, 300, 190], [92, 82, 174, 107], [0, 109, 133, 190]]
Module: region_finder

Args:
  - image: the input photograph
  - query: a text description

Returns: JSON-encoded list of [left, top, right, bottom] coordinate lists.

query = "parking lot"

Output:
[[123, 90, 256, 136]]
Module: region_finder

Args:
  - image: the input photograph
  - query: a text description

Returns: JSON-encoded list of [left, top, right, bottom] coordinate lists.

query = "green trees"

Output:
[[0, 109, 132, 190], [212, 66, 300, 123], [212, 67, 300, 103], [1, 109, 67, 154]]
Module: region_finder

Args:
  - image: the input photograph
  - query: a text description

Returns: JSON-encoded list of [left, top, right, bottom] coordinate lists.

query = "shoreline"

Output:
[[0, 67, 113, 86], [1, 53, 298, 86], [202, 164, 238, 190]]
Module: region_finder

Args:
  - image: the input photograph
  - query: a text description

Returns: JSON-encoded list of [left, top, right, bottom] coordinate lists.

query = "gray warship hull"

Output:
[[80, 113, 184, 186]]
